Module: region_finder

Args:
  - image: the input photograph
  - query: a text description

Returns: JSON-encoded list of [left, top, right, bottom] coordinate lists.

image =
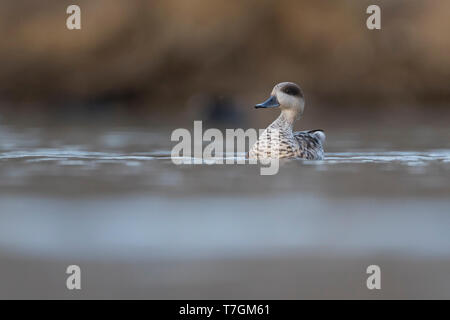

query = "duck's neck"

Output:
[[271, 110, 298, 131]]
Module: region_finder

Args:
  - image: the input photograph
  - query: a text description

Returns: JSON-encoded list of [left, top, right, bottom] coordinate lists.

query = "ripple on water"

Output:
[[1, 149, 450, 168]]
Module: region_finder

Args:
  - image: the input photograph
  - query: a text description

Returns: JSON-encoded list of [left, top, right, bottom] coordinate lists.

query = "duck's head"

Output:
[[255, 82, 305, 120]]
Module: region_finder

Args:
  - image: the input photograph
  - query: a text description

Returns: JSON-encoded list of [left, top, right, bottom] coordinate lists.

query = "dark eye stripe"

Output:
[[283, 85, 302, 97]]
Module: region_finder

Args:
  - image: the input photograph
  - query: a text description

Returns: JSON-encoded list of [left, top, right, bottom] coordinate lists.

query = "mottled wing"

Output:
[[293, 129, 325, 160]]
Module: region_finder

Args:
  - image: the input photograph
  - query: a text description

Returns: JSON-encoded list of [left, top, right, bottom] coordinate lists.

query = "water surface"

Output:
[[1, 123, 450, 298]]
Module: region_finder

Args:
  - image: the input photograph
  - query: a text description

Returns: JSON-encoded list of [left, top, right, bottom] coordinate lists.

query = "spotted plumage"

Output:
[[249, 82, 325, 160]]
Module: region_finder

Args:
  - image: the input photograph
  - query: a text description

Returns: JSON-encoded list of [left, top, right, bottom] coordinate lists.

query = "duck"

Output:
[[249, 82, 325, 160]]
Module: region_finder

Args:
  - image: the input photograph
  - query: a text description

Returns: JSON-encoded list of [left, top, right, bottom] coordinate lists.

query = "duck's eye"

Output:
[[283, 86, 301, 96]]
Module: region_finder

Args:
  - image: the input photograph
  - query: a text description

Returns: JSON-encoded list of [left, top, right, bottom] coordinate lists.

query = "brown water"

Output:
[[1, 121, 450, 299]]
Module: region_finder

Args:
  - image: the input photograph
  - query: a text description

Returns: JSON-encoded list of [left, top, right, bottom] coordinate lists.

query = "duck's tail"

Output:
[[307, 129, 326, 144]]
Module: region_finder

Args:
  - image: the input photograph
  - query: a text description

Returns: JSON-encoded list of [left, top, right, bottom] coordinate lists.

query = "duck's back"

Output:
[[293, 129, 325, 160]]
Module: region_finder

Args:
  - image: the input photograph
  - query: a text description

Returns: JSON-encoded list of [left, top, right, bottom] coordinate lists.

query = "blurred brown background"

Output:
[[0, 0, 449, 119]]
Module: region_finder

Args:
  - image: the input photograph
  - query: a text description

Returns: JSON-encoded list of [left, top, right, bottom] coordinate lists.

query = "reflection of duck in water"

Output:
[[249, 82, 325, 160]]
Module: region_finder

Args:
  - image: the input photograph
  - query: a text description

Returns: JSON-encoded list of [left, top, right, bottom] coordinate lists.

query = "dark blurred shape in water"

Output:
[[186, 93, 247, 128], [204, 95, 242, 123]]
